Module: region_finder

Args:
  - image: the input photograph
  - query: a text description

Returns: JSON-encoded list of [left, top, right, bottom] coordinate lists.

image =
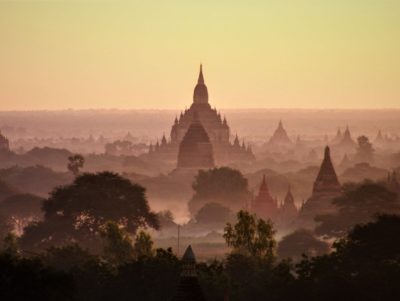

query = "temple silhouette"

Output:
[[146, 65, 254, 169], [250, 175, 299, 228], [171, 245, 206, 301], [300, 146, 342, 224]]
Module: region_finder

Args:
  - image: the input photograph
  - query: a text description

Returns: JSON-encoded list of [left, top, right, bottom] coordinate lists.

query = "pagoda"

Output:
[[266, 120, 292, 149], [176, 114, 215, 169], [279, 185, 298, 226], [332, 128, 342, 144], [337, 126, 356, 152], [171, 245, 206, 301], [300, 146, 342, 224], [0, 131, 10, 152], [251, 175, 278, 220], [387, 171, 400, 195], [145, 65, 254, 166]]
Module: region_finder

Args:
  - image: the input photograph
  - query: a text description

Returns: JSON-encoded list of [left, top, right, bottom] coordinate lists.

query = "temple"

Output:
[[145, 65, 254, 167], [300, 146, 342, 224], [266, 120, 292, 149], [336, 126, 356, 152], [176, 114, 215, 169], [171, 245, 206, 301], [0, 131, 10, 152], [251, 175, 278, 220], [387, 171, 400, 195], [278, 185, 298, 228]]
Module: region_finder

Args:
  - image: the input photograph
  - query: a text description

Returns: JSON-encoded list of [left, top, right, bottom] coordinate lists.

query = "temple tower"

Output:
[[251, 175, 278, 220], [300, 146, 342, 226], [171, 245, 206, 301], [177, 114, 215, 169], [267, 120, 292, 149]]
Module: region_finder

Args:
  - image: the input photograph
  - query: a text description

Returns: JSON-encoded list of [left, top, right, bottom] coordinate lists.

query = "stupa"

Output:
[[300, 146, 342, 224], [171, 245, 206, 301], [0, 131, 10, 152], [251, 175, 278, 220], [337, 126, 356, 152], [266, 120, 292, 149], [279, 185, 298, 225]]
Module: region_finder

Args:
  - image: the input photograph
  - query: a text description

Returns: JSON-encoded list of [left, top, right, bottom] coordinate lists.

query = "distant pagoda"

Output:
[[279, 185, 298, 224], [337, 126, 356, 151], [144, 65, 254, 166], [300, 146, 342, 224], [0, 130, 10, 152], [177, 113, 215, 169], [251, 175, 278, 220], [171, 245, 206, 301], [332, 127, 342, 144], [387, 171, 400, 195], [267, 120, 292, 148]]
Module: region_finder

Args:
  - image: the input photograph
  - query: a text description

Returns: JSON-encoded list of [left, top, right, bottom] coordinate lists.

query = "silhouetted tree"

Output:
[[355, 135, 374, 163], [195, 202, 233, 226], [20, 172, 159, 252], [189, 167, 251, 214], [0, 193, 44, 234], [315, 181, 400, 238], [297, 214, 400, 301], [0, 253, 74, 300], [101, 221, 134, 265], [277, 229, 329, 261], [0, 214, 13, 247], [133, 230, 154, 258], [224, 210, 276, 259], [67, 154, 85, 176]]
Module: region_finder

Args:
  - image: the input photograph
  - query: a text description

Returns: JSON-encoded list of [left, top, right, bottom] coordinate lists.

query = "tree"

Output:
[[67, 154, 85, 176], [224, 210, 276, 258], [0, 214, 13, 246], [277, 229, 329, 261], [20, 172, 159, 252], [315, 181, 400, 238], [189, 167, 251, 214], [355, 135, 374, 163], [195, 202, 233, 225], [297, 215, 400, 301], [101, 221, 134, 264], [133, 230, 154, 258], [0, 193, 44, 234]]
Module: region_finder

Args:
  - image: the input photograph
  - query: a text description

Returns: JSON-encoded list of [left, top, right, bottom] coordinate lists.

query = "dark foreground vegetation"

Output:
[[0, 213, 399, 301], [0, 172, 399, 301]]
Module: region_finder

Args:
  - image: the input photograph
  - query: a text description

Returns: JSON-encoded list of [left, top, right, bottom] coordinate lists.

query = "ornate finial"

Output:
[[198, 64, 204, 84]]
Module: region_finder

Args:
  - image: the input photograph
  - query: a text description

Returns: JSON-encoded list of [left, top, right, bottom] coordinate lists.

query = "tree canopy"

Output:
[[189, 167, 251, 214], [224, 210, 276, 259], [315, 181, 400, 238], [20, 172, 159, 252]]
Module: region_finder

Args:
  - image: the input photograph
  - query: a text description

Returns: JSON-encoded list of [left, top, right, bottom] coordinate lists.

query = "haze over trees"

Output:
[[189, 167, 251, 214], [20, 172, 159, 252]]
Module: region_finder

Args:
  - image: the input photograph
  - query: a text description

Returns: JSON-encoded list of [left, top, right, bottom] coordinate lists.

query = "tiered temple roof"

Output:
[[171, 245, 206, 301], [147, 65, 254, 166], [267, 120, 292, 148], [177, 114, 215, 169]]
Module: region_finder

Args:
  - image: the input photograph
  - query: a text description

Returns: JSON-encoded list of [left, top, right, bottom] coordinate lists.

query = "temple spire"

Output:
[[193, 64, 209, 104], [198, 64, 204, 84]]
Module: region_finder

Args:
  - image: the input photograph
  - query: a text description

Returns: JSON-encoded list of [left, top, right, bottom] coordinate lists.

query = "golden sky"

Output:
[[0, 0, 399, 110]]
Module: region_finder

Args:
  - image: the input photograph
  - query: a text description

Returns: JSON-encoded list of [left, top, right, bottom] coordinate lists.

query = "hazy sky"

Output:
[[0, 0, 399, 110]]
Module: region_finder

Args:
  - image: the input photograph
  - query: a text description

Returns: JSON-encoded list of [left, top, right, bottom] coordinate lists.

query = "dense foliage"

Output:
[[189, 167, 251, 214], [1, 213, 400, 300]]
